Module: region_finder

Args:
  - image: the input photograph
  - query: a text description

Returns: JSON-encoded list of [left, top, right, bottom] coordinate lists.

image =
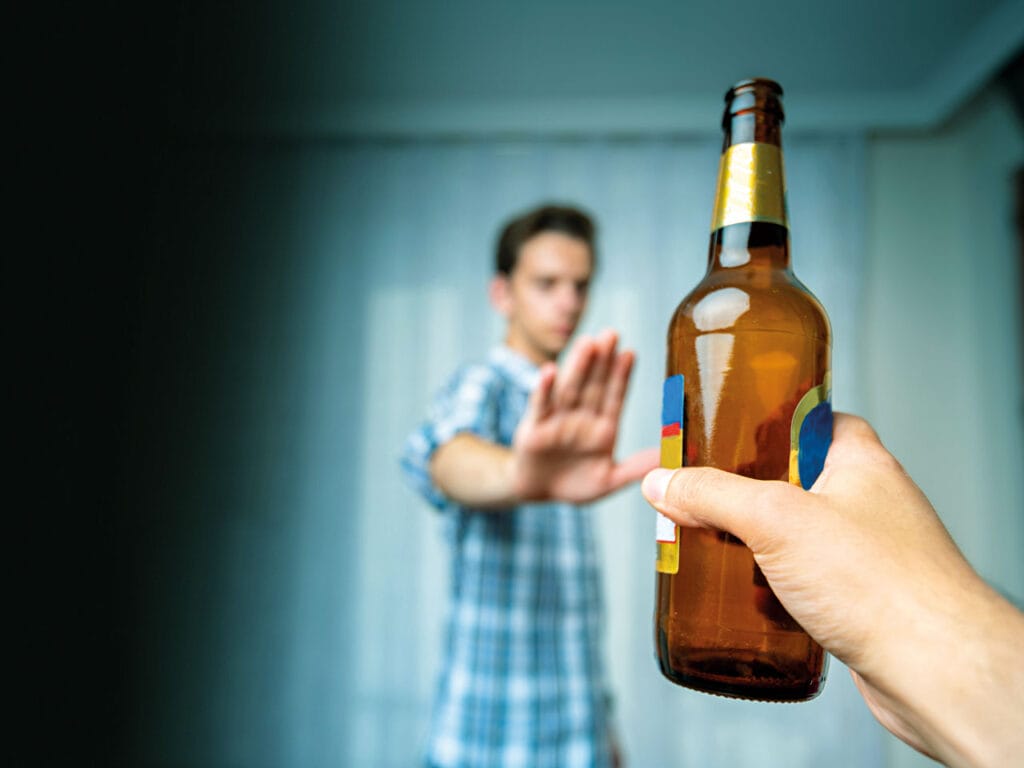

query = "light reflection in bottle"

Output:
[[693, 288, 750, 444]]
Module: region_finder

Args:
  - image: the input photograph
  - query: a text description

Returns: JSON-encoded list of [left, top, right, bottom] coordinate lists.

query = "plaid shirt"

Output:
[[401, 346, 613, 768]]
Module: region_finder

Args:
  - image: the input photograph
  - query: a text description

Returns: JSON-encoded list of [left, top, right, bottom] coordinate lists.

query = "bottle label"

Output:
[[656, 374, 683, 574], [789, 373, 833, 489], [710, 142, 788, 232]]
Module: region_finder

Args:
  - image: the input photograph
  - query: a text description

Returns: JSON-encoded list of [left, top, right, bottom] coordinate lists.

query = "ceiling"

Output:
[[175, 0, 1024, 136]]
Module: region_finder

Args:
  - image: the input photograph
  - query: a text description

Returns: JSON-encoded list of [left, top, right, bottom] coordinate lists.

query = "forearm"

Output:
[[430, 433, 519, 510], [877, 578, 1024, 768], [926, 588, 1024, 768]]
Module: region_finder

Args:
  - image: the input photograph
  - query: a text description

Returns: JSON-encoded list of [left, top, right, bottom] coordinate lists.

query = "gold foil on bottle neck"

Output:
[[710, 142, 788, 232]]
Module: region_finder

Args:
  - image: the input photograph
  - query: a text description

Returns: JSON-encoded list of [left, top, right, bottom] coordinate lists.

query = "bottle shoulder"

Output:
[[670, 269, 830, 341]]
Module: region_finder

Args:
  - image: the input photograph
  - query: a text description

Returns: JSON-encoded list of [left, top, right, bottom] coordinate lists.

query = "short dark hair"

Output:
[[495, 204, 596, 275]]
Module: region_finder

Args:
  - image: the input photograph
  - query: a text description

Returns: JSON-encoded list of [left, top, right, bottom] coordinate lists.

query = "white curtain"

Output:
[[276, 136, 882, 767]]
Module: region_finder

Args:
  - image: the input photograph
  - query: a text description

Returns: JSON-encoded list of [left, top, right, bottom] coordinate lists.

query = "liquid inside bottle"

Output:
[[654, 78, 833, 702]]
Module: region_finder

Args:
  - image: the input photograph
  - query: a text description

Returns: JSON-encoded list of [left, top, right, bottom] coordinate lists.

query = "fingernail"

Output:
[[643, 468, 673, 504]]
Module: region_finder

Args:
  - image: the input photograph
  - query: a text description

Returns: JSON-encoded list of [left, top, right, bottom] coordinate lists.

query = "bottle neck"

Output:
[[709, 221, 790, 271], [722, 109, 782, 148], [708, 105, 789, 272]]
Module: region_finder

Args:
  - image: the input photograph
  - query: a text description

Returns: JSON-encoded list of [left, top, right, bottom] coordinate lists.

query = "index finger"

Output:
[[642, 466, 809, 552]]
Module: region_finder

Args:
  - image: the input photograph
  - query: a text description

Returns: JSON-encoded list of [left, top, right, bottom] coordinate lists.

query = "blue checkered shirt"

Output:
[[401, 346, 613, 768]]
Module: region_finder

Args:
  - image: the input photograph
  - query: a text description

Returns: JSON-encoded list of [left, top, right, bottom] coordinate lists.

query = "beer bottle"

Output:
[[654, 78, 833, 701]]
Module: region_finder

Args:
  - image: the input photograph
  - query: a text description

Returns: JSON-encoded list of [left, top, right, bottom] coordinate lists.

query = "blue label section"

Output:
[[797, 401, 833, 490], [662, 374, 683, 427]]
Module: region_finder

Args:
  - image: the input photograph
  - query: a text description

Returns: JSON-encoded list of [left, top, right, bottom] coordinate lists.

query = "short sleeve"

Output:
[[400, 363, 502, 510]]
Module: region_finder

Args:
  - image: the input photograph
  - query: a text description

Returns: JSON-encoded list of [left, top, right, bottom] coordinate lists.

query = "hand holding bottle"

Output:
[[643, 413, 1024, 768]]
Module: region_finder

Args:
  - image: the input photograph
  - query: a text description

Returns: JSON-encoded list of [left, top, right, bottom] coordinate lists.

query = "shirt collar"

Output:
[[489, 345, 542, 391]]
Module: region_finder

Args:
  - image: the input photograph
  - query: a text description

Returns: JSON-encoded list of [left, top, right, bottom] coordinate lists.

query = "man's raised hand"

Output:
[[511, 329, 660, 504]]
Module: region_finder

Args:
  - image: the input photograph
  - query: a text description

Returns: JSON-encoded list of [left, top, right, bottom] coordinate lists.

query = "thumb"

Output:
[[641, 466, 808, 552]]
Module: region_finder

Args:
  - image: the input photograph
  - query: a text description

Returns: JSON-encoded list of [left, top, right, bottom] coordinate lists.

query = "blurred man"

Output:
[[402, 204, 658, 768]]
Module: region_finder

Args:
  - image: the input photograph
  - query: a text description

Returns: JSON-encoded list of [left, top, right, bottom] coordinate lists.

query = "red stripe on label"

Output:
[[661, 423, 680, 438]]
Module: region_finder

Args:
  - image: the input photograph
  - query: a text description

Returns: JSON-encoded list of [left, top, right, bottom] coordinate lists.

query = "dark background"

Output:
[[13, 5, 310, 764]]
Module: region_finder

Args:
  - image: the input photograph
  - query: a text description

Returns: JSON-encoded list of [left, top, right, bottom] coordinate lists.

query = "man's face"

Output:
[[493, 231, 593, 364]]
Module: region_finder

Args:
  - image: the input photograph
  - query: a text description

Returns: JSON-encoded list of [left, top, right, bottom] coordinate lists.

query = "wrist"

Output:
[[503, 450, 525, 505], [934, 591, 1024, 768]]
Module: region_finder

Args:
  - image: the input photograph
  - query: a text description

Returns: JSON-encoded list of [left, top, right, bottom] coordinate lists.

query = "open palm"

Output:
[[511, 330, 659, 504]]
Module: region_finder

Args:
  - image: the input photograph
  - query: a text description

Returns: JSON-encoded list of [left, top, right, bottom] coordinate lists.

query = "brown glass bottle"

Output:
[[654, 79, 833, 702]]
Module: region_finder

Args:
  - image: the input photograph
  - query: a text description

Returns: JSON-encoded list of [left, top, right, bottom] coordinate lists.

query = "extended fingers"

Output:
[[522, 362, 557, 425], [554, 335, 597, 409], [599, 347, 635, 421], [554, 330, 623, 412], [579, 330, 617, 411]]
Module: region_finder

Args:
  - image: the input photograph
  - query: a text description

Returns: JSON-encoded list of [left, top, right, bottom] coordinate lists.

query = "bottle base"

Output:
[[657, 649, 827, 703]]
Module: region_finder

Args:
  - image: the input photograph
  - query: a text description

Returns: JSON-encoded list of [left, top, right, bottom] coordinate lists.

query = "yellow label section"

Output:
[[656, 537, 679, 574], [659, 434, 682, 468], [710, 142, 787, 232], [788, 448, 800, 486]]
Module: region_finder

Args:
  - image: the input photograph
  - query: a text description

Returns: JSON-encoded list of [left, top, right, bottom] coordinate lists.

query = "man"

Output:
[[402, 204, 658, 768]]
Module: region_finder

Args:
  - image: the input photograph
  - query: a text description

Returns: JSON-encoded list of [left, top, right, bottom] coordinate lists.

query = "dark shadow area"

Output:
[[13, 4, 362, 765]]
